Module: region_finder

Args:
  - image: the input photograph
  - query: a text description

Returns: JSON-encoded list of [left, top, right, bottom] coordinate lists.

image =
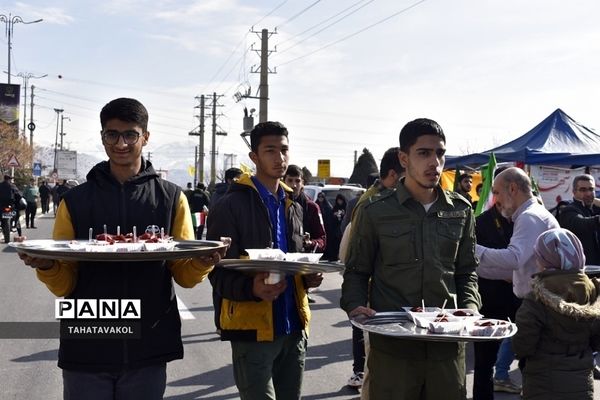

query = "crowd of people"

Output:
[[10, 98, 600, 400], [0, 176, 77, 242]]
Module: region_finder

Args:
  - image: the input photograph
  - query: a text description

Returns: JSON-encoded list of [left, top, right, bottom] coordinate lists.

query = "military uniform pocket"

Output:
[[437, 220, 464, 262], [378, 223, 415, 265]]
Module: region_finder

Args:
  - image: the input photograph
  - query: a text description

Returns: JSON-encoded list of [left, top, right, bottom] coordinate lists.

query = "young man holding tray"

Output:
[[17, 98, 223, 400], [341, 118, 481, 400], [206, 121, 323, 400]]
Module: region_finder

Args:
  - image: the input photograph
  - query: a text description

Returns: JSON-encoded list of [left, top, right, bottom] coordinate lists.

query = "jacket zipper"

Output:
[[121, 184, 129, 366]]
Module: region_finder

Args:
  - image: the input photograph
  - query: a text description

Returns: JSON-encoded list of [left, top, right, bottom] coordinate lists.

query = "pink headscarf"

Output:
[[534, 228, 586, 271]]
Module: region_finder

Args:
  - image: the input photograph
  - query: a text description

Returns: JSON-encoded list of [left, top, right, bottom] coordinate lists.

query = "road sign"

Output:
[[7, 154, 20, 168], [317, 159, 330, 179], [32, 162, 42, 177], [27, 122, 36, 131], [51, 171, 58, 179], [56, 150, 77, 179]]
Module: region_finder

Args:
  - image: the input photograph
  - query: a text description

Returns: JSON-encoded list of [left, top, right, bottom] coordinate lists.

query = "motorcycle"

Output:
[[1, 205, 16, 243]]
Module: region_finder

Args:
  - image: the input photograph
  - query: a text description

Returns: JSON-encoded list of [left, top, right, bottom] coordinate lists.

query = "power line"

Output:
[[276, 0, 374, 51], [42, 75, 190, 99], [211, 45, 253, 95], [35, 86, 199, 120], [252, 0, 290, 27], [277, 0, 427, 67], [198, 0, 292, 96], [198, 33, 249, 95], [276, 0, 323, 30]]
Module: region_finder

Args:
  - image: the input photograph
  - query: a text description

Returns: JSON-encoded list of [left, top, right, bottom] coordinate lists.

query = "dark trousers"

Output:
[[25, 201, 37, 227], [62, 363, 166, 400], [473, 278, 522, 400], [196, 225, 205, 240], [41, 196, 49, 213], [11, 211, 21, 236], [352, 325, 365, 373]]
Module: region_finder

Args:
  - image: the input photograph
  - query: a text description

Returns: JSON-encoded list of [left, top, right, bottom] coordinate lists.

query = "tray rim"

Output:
[[216, 258, 345, 274], [351, 311, 517, 342], [9, 239, 227, 262]]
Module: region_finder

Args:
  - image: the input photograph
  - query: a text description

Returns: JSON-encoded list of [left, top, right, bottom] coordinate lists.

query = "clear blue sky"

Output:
[[3, 0, 600, 177]]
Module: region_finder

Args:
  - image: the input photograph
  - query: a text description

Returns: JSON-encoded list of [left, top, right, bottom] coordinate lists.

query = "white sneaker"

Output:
[[347, 372, 364, 388]]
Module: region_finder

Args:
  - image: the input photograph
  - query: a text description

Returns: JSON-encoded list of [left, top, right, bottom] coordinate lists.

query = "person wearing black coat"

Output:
[[559, 174, 600, 265]]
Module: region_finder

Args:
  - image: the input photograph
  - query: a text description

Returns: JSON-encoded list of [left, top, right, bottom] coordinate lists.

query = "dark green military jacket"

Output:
[[341, 180, 481, 323], [341, 180, 479, 400]]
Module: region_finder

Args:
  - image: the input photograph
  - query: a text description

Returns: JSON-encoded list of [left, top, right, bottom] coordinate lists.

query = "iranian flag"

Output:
[[191, 212, 206, 228], [474, 153, 497, 216]]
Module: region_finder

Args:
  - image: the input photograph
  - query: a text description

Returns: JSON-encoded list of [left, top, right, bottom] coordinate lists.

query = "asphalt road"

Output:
[[0, 211, 530, 400]]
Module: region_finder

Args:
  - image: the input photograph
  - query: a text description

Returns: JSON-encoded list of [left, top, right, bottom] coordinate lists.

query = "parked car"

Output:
[[303, 184, 365, 205]]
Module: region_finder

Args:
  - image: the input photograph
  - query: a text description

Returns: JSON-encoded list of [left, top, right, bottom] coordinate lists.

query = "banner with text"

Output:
[[0, 84, 20, 135], [529, 165, 586, 208]]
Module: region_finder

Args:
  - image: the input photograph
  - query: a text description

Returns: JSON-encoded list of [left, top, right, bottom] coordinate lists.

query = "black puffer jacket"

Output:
[[59, 160, 183, 372], [558, 200, 600, 264], [206, 174, 308, 342], [514, 270, 600, 400]]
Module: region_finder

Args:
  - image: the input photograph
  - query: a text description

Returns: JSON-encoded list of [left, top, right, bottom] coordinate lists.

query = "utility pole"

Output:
[[234, 28, 276, 123], [60, 114, 70, 150], [354, 150, 358, 165], [257, 29, 270, 123], [193, 146, 198, 187], [223, 153, 236, 170], [209, 92, 227, 187], [29, 84, 35, 147], [6, 72, 47, 138], [189, 95, 208, 186], [146, 152, 152, 162], [53, 108, 63, 171], [223, 153, 237, 178]]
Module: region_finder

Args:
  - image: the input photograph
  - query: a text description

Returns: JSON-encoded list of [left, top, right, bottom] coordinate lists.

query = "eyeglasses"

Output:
[[577, 187, 595, 193], [101, 130, 142, 145]]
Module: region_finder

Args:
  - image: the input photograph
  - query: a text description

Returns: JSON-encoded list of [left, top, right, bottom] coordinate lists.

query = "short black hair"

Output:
[[100, 98, 149, 131], [572, 174, 594, 191], [284, 164, 303, 179], [250, 121, 288, 153], [493, 166, 509, 178], [379, 147, 403, 179], [224, 167, 242, 182], [458, 173, 472, 182], [399, 118, 445, 153]]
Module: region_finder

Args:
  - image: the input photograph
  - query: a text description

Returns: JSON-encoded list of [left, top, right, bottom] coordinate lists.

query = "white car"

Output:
[[303, 184, 366, 205]]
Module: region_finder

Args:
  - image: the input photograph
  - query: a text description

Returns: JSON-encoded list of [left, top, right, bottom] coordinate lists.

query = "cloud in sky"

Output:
[[5, 0, 600, 178], [15, 1, 73, 24]]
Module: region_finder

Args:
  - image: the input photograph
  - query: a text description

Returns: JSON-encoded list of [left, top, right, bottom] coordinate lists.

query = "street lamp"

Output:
[[0, 14, 43, 84]]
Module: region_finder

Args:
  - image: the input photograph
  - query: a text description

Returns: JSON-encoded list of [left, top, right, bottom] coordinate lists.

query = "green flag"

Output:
[[475, 153, 497, 216]]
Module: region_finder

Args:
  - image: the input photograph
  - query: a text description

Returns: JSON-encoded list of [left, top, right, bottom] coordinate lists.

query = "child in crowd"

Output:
[[513, 228, 600, 400]]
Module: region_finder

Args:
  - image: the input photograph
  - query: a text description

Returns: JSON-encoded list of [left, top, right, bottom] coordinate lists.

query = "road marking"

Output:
[[177, 296, 195, 320]]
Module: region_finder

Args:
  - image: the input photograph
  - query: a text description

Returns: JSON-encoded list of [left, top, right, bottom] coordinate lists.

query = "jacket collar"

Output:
[[531, 270, 600, 319], [395, 178, 451, 208]]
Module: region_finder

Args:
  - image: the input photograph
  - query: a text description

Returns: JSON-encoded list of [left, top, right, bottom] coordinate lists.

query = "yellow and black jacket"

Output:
[[36, 159, 212, 372], [207, 174, 310, 342]]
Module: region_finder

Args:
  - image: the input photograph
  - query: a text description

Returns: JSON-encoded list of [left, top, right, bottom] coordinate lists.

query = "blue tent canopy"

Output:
[[446, 109, 600, 168]]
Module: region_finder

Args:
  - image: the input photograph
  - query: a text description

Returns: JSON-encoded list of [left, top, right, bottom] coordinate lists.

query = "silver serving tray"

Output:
[[584, 265, 600, 275], [216, 259, 345, 274], [351, 312, 517, 342], [9, 239, 227, 262]]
